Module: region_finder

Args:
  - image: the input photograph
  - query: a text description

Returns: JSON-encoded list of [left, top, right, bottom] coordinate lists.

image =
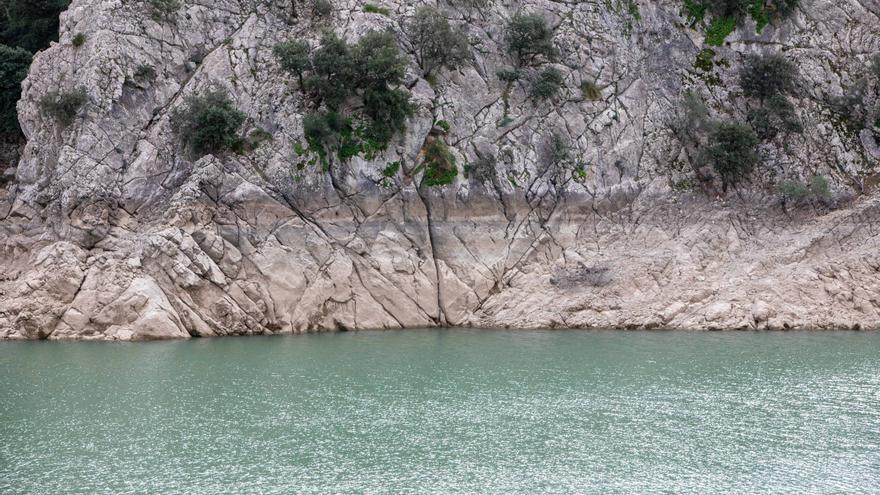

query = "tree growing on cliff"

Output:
[[703, 121, 760, 191], [506, 14, 556, 66], [273, 40, 310, 89], [406, 7, 471, 79], [171, 89, 246, 156], [739, 53, 797, 101]]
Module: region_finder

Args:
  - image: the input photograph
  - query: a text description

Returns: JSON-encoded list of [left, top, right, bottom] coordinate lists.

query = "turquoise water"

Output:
[[2, 330, 880, 494]]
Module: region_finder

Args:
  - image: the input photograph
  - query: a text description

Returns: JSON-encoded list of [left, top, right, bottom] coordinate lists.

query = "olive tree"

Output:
[[506, 14, 555, 66], [406, 7, 471, 79]]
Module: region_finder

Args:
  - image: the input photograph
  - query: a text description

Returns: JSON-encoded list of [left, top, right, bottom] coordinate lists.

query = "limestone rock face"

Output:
[[1, 0, 879, 339]]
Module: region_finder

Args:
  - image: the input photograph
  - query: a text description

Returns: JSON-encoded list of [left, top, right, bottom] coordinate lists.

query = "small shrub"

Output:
[[0, 44, 32, 132], [695, 48, 715, 72], [133, 64, 157, 82], [171, 89, 246, 156], [530, 67, 564, 100], [363, 4, 390, 16], [422, 138, 458, 186], [71, 33, 86, 47], [704, 121, 759, 190], [778, 175, 831, 204], [580, 80, 602, 100], [382, 161, 400, 177], [506, 14, 556, 65], [148, 0, 180, 21], [683, 0, 707, 25], [496, 68, 520, 83], [312, 0, 333, 18], [545, 132, 572, 168], [406, 6, 471, 78], [465, 153, 496, 183], [40, 88, 87, 126], [740, 53, 797, 100], [303, 110, 347, 157], [435, 120, 451, 133], [748, 93, 802, 140]]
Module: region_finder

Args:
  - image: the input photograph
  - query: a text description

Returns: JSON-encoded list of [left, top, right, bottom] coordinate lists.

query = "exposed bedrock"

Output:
[[1, 0, 879, 339]]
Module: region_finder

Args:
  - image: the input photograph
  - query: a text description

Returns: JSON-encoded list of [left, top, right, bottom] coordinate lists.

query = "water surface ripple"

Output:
[[2, 330, 879, 494]]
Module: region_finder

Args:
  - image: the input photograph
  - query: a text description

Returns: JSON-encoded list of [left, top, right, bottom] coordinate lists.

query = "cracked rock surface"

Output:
[[1, 0, 879, 339]]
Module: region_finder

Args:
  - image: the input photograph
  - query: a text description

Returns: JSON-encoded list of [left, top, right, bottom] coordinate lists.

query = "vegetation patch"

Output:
[[275, 30, 413, 169], [0, 44, 32, 132], [406, 7, 471, 79], [580, 80, 602, 101], [40, 88, 88, 127], [694, 48, 716, 72], [778, 175, 831, 204], [421, 138, 458, 187], [363, 4, 391, 16], [530, 67, 565, 101], [506, 14, 556, 66], [703, 121, 759, 191], [171, 89, 246, 156], [705, 15, 736, 46]]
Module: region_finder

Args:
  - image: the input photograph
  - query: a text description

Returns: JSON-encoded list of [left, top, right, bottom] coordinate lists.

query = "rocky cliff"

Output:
[[1, 0, 879, 340]]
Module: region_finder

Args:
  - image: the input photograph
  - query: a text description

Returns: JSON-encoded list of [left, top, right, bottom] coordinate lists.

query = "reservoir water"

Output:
[[2, 330, 880, 494]]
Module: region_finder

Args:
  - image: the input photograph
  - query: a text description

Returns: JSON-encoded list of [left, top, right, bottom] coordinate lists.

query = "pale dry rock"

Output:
[[1, 0, 880, 339]]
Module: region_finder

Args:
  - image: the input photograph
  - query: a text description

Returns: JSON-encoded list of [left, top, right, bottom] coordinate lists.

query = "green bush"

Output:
[[422, 138, 458, 186], [530, 67, 564, 100], [277, 30, 412, 164], [704, 121, 759, 190], [307, 32, 358, 108], [39, 87, 87, 126], [71, 33, 85, 47], [171, 89, 246, 156], [407, 7, 471, 78], [312, 0, 333, 18], [363, 4, 390, 16], [0, 0, 71, 54], [382, 160, 400, 178], [496, 68, 520, 83], [362, 85, 412, 144], [273, 40, 310, 88], [778, 175, 831, 204], [748, 93, 802, 140], [740, 53, 797, 100], [353, 30, 408, 87], [0, 44, 32, 132], [506, 14, 556, 65], [545, 132, 572, 167], [465, 153, 496, 183], [705, 15, 736, 46], [133, 64, 157, 82]]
